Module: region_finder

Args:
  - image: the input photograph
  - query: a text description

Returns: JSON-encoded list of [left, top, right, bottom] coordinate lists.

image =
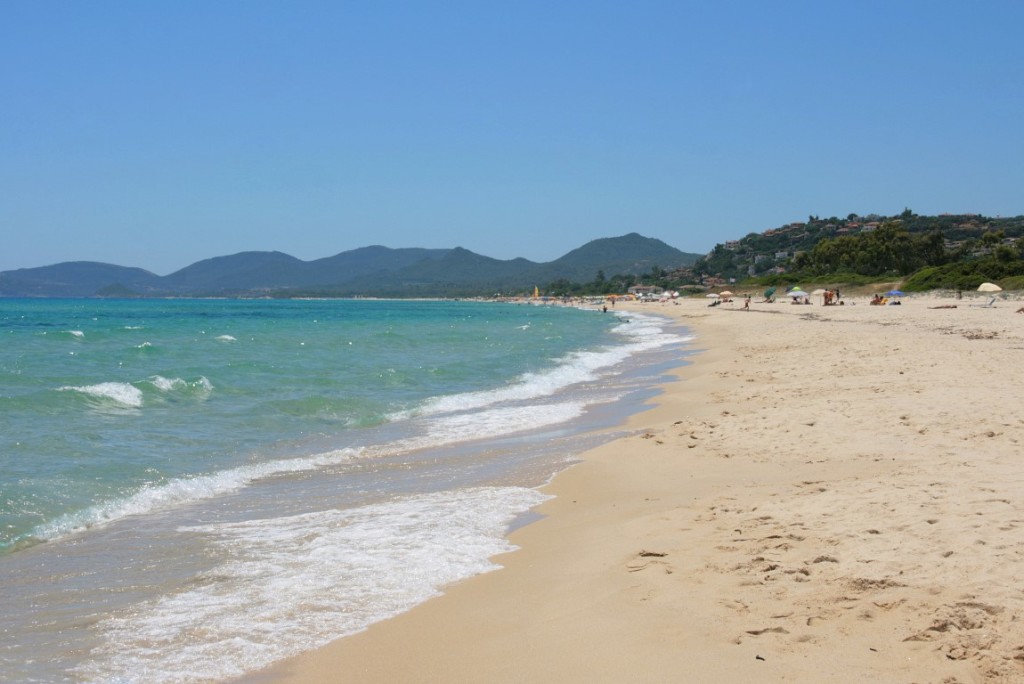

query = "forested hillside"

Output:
[[692, 211, 1024, 291], [543, 212, 1024, 296]]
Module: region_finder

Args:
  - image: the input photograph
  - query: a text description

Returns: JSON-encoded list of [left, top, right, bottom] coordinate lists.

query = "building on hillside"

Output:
[[628, 285, 664, 297]]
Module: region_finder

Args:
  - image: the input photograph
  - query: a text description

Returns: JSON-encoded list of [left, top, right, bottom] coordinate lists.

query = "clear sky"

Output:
[[2, 1, 1022, 275]]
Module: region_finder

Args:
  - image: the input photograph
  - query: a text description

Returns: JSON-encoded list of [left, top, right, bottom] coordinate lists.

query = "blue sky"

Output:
[[2, 1, 1022, 274]]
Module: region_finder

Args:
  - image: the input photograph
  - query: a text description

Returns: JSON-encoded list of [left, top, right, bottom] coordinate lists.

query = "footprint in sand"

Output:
[[625, 550, 673, 574]]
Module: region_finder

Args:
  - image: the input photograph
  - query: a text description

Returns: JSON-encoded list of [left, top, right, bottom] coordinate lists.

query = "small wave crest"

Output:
[[56, 376, 214, 409], [147, 375, 213, 395], [413, 312, 689, 418], [25, 447, 363, 548], [425, 401, 586, 445], [57, 382, 143, 408]]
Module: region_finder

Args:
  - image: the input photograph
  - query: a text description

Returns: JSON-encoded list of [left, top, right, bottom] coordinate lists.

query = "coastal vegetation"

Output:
[[544, 211, 1024, 295]]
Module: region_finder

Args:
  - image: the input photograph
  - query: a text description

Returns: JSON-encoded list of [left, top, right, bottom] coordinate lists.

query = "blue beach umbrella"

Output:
[[887, 289, 905, 297]]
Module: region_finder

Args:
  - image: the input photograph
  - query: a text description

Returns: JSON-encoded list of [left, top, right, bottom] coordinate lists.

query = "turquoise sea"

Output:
[[0, 298, 692, 683]]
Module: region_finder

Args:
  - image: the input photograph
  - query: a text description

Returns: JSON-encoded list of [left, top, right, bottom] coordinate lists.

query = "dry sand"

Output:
[[246, 294, 1024, 684]]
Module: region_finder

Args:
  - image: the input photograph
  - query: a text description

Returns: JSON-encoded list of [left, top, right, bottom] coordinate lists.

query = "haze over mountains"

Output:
[[0, 234, 701, 298]]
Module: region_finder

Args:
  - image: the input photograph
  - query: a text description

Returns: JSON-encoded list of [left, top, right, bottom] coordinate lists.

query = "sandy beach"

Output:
[[245, 293, 1024, 684]]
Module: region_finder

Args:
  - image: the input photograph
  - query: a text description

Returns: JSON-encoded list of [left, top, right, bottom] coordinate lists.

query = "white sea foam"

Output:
[[415, 312, 690, 418], [67, 330, 85, 338], [375, 400, 589, 457], [58, 382, 144, 408], [30, 386, 576, 552], [425, 401, 586, 444], [28, 447, 361, 547], [144, 375, 214, 395], [56, 376, 215, 410], [77, 487, 546, 684], [149, 375, 185, 392], [215, 335, 236, 342]]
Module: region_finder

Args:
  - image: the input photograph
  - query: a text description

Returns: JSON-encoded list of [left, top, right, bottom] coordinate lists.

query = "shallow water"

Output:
[[0, 298, 692, 682]]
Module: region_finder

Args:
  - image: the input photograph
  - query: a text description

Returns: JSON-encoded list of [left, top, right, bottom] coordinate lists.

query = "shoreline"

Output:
[[244, 295, 1024, 683]]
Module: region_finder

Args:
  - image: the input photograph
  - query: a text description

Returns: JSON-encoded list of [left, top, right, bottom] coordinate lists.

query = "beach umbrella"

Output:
[[788, 290, 809, 298], [705, 293, 720, 298], [811, 288, 827, 295], [977, 282, 1002, 292], [763, 287, 776, 299], [887, 289, 905, 297], [718, 290, 734, 297]]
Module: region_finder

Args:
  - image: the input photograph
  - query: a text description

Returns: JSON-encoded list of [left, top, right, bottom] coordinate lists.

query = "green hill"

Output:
[[694, 212, 1024, 286], [535, 233, 700, 283], [0, 262, 163, 297], [0, 234, 699, 298]]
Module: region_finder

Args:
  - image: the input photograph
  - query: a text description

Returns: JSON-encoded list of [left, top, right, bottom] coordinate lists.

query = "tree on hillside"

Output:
[[799, 222, 947, 277]]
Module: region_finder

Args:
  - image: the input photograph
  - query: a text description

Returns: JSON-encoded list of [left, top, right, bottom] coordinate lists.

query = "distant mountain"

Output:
[[341, 248, 540, 293], [0, 235, 701, 298], [304, 246, 452, 286], [157, 246, 452, 293], [536, 233, 698, 283], [0, 262, 164, 297], [161, 251, 311, 293]]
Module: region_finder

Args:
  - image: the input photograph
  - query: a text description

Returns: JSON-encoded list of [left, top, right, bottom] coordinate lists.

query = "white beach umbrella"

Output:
[[977, 282, 1002, 292]]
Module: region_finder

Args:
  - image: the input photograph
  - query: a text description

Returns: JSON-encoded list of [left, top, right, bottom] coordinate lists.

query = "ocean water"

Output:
[[0, 298, 692, 683]]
